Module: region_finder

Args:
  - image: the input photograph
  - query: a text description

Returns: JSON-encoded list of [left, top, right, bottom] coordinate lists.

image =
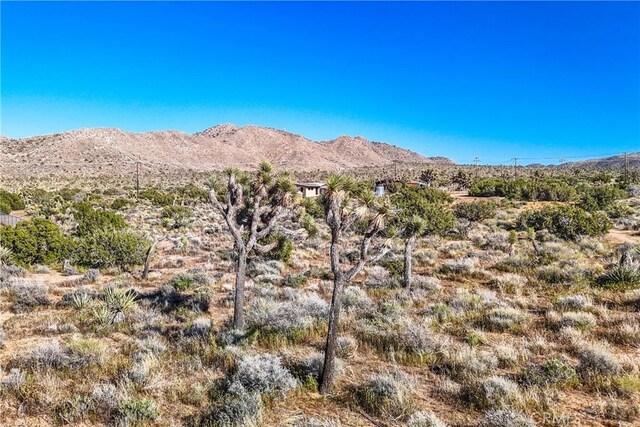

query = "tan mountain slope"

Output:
[[1, 124, 452, 178]]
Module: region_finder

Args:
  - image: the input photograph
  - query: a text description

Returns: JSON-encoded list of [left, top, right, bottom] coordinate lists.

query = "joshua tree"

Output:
[[319, 175, 391, 394], [419, 168, 438, 187], [390, 186, 454, 289], [208, 162, 295, 329]]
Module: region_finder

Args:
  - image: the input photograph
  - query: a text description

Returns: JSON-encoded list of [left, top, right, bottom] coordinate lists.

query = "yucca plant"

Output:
[[103, 287, 137, 318], [71, 292, 92, 310], [598, 264, 640, 290], [0, 245, 12, 266]]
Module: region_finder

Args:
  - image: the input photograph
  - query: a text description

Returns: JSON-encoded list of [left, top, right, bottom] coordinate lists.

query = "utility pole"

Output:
[[624, 152, 629, 184], [473, 156, 480, 178], [512, 158, 518, 178], [136, 162, 140, 199]]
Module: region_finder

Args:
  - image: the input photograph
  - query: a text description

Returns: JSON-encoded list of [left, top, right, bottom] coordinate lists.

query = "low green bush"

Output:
[[518, 205, 611, 240], [73, 202, 126, 237], [161, 205, 193, 228], [0, 190, 25, 212], [0, 218, 73, 265], [74, 229, 149, 269], [454, 200, 497, 222]]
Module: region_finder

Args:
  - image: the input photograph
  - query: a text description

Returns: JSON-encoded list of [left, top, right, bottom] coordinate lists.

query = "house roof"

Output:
[[295, 182, 326, 188]]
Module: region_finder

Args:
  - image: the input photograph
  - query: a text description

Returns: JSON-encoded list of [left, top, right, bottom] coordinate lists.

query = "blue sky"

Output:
[[1, 1, 638, 164]]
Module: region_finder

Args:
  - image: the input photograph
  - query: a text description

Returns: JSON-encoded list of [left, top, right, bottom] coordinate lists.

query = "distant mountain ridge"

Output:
[[0, 124, 452, 178], [560, 153, 640, 169]]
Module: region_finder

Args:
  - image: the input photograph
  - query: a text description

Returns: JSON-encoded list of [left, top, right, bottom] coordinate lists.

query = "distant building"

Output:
[[0, 214, 23, 227], [296, 182, 327, 198], [374, 179, 429, 196]]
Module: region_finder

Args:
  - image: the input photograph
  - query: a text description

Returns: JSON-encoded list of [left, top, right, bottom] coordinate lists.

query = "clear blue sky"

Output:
[[1, 1, 638, 164]]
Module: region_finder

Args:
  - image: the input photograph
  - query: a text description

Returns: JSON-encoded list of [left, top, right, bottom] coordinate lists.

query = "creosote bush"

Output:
[[518, 205, 611, 240]]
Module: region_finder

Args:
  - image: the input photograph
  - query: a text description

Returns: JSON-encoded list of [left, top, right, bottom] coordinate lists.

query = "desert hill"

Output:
[[0, 124, 451, 178]]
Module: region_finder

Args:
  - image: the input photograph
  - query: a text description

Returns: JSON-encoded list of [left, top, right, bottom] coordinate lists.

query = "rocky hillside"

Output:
[[0, 124, 452, 178], [561, 153, 640, 169]]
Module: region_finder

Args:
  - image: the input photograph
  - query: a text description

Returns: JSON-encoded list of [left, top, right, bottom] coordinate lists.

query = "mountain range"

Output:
[[0, 124, 451, 178]]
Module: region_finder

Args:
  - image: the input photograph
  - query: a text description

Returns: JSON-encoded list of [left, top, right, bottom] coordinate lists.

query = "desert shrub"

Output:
[[480, 307, 527, 332], [161, 205, 194, 228], [228, 353, 296, 398], [599, 399, 639, 422], [259, 233, 293, 263], [0, 218, 72, 265], [301, 197, 324, 219], [0, 199, 11, 215], [1, 368, 26, 391], [74, 229, 149, 269], [197, 389, 263, 427], [443, 347, 499, 380], [176, 183, 209, 202], [406, 411, 448, 427], [116, 398, 160, 426], [478, 409, 535, 427], [454, 200, 497, 222], [283, 273, 308, 288], [299, 212, 319, 238], [354, 317, 441, 363], [439, 257, 479, 276], [554, 295, 591, 311], [517, 205, 611, 240], [1, 278, 50, 312], [465, 376, 522, 409], [110, 197, 132, 210], [83, 268, 100, 283], [169, 270, 210, 291], [287, 352, 343, 388], [579, 185, 627, 212], [92, 383, 122, 411], [355, 374, 414, 420], [520, 358, 578, 388], [151, 283, 212, 313], [549, 311, 597, 331], [245, 293, 328, 342], [342, 286, 374, 312], [577, 341, 621, 376], [470, 177, 576, 201], [139, 188, 174, 206], [0, 190, 25, 212], [73, 202, 127, 237], [54, 394, 93, 424]]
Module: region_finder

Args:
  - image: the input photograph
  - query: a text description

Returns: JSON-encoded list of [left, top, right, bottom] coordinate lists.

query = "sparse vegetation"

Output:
[[1, 166, 639, 426]]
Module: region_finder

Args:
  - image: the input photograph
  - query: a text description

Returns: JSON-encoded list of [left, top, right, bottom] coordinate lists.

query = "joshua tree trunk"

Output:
[[233, 249, 248, 329], [320, 229, 343, 394], [404, 234, 416, 289], [142, 235, 167, 280]]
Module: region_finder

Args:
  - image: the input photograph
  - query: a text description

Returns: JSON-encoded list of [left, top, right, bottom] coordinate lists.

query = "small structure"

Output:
[[373, 179, 429, 196], [0, 214, 23, 227], [296, 182, 327, 198]]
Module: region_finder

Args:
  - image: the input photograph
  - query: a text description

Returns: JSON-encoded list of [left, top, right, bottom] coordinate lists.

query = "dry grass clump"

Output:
[[547, 310, 597, 331], [354, 372, 416, 420], [576, 341, 622, 376], [464, 375, 523, 410]]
